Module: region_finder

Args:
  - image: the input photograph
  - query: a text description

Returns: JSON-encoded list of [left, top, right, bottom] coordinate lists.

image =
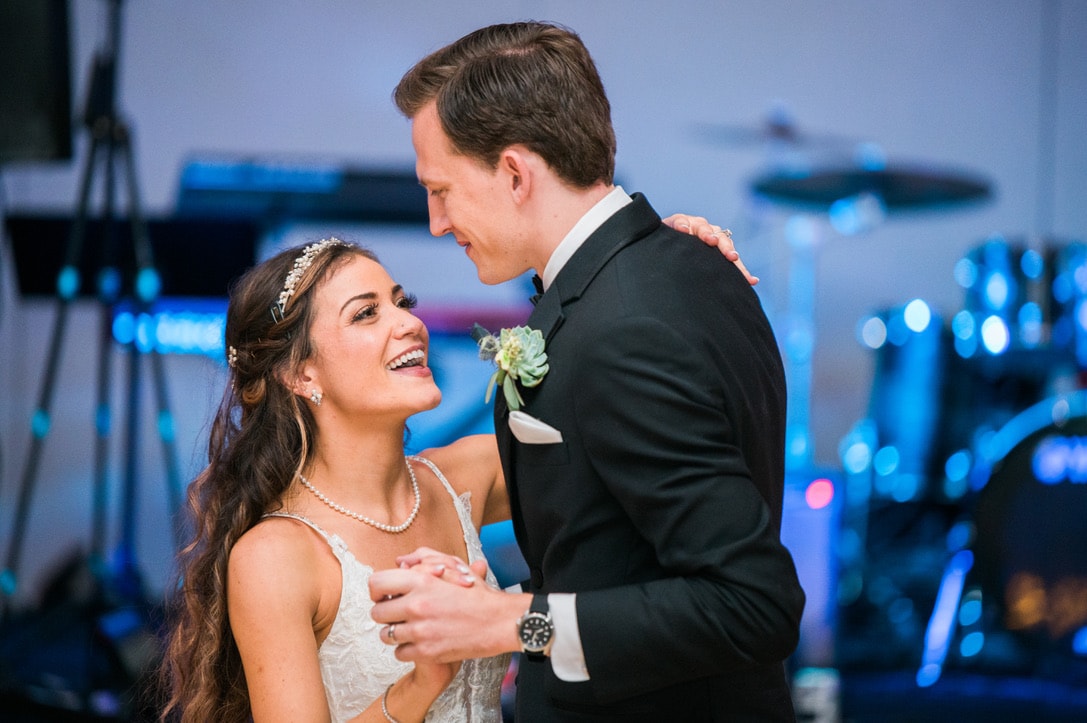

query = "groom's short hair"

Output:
[[394, 21, 616, 188]]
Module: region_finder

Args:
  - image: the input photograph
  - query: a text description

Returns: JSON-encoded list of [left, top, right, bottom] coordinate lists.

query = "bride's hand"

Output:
[[380, 662, 461, 722], [411, 658, 461, 693], [663, 213, 758, 285], [395, 546, 489, 588]]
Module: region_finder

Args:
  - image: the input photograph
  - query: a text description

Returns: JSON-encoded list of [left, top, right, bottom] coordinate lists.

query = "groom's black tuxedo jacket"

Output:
[[496, 194, 806, 721]]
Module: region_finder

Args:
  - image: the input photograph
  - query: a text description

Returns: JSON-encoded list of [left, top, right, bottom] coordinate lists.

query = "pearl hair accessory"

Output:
[[298, 458, 421, 533], [227, 345, 238, 368], [274, 237, 349, 318]]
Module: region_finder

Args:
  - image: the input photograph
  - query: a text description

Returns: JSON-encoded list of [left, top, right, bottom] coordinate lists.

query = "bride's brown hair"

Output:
[[159, 241, 374, 722]]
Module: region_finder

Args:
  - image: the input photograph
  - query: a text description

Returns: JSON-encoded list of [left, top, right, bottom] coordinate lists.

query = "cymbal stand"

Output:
[[1, 0, 183, 620]]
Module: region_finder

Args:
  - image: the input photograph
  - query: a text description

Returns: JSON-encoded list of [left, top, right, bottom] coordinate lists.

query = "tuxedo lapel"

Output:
[[526, 193, 659, 342]]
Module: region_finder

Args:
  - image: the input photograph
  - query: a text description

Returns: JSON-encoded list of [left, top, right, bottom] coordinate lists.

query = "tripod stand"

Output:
[[1, 0, 183, 620]]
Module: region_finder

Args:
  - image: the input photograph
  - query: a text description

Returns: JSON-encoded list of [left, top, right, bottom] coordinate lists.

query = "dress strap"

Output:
[[408, 454, 462, 503], [262, 511, 338, 549]]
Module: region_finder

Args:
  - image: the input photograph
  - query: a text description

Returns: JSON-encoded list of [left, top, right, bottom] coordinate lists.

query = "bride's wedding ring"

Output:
[[387, 624, 397, 643]]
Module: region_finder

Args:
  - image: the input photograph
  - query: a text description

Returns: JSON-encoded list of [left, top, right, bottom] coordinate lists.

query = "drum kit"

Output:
[[723, 115, 1087, 684]]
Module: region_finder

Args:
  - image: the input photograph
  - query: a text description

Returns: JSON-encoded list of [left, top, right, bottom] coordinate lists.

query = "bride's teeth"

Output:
[[387, 349, 424, 370]]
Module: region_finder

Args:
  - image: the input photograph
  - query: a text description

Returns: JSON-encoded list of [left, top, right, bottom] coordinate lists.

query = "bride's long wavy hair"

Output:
[[159, 241, 374, 722]]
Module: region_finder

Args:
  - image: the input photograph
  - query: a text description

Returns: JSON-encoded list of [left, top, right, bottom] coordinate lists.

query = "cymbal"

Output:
[[751, 165, 991, 211]]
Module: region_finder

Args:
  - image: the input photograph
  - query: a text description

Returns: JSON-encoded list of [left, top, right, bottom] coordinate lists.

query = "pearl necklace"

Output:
[[298, 457, 420, 533]]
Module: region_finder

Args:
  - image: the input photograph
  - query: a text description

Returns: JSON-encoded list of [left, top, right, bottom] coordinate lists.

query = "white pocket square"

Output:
[[508, 410, 563, 444]]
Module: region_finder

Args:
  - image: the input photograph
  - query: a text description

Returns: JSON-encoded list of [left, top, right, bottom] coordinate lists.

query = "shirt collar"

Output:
[[541, 186, 632, 290]]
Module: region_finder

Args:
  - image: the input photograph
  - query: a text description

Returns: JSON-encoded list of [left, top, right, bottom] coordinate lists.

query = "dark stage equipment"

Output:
[[5, 214, 259, 299], [176, 156, 428, 224], [0, 0, 73, 163], [735, 119, 1087, 715], [0, 2, 186, 718], [835, 237, 1087, 719], [751, 163, 991, 212]]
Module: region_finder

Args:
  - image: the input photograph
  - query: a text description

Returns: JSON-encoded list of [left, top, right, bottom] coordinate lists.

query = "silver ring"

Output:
[[387, 624, 397, 643]]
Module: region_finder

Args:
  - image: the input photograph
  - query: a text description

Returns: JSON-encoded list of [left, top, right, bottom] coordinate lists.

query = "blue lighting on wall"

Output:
[[1032, 435, 1087, 484], [111, 299, 227, 358]]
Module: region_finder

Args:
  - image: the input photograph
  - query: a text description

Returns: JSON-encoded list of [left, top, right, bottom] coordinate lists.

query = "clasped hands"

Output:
[[370, 547, 525, 665]]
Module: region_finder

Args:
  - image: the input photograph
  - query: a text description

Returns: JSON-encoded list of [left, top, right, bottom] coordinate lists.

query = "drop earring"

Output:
[[309, 389, 323, 406]]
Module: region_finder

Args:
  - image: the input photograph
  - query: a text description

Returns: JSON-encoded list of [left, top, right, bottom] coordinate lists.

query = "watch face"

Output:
[[519, 612, 553, 651]]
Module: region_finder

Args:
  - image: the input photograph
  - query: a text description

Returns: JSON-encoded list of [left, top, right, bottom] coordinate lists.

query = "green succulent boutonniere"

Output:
[[472, 323, 549, 411]]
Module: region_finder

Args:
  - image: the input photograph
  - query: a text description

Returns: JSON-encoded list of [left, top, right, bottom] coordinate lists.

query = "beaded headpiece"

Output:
[[272, 237, 348, 322]]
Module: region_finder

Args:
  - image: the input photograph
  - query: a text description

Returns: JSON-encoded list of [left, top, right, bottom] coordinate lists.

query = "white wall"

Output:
[[1, 0, 1085, 603]]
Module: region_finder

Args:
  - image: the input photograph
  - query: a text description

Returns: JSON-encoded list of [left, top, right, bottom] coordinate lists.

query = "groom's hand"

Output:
[[370, 553, 527, 664]]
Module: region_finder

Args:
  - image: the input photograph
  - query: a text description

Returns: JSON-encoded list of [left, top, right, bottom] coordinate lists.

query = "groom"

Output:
[[372, 22, 805, 721]]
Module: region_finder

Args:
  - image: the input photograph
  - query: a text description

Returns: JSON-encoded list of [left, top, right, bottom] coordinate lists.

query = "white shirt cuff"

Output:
[[548, 593, 589, 681]]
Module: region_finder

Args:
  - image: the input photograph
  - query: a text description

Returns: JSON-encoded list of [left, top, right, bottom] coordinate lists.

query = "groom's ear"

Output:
[[499, 147, 533, 205]]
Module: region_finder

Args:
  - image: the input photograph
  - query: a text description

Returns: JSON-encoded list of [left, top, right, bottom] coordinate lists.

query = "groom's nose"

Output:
[[428, 197, 451, 238]]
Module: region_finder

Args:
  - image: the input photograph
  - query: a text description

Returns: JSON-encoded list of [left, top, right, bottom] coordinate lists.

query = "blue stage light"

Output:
[[946, 520, 974, 552], [1020, 248, 1044, 279], [57, 265, 80, 299], [959, 598, 982, 627], [113, 311, 136, 345], [98, 267, 122, 301], [954, 257, 977, 289], [136, 268, 162, 303], [983, 272, 1010, 310], [842, 441, 872, 474], [918, 549, 974, 687], [980, 315, 1010, 355], [1018, 302, 1043, 346], [959, 631, 985, 658], [951, 310, 975, 340], [945, 449, 972, 483], [890, 474, 920, 502], [873, 445, 900, 477], [859, 316, 887, 349], [903, 299, 932, 333], [1074, 627, 1087, 656]]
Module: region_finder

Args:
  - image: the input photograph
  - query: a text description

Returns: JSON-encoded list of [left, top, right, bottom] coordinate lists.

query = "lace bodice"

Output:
[[265, 456, 510, 722]]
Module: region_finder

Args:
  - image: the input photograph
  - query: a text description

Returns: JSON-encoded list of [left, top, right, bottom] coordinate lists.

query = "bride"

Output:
[[161, 218, 743, 722]]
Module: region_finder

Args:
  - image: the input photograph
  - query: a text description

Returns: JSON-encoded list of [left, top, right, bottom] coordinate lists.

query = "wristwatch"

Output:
[[517, 594, 555, 660]]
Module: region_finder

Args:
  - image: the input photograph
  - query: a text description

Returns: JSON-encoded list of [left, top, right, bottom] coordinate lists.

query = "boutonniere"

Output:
[[472, 323, 549, 411]]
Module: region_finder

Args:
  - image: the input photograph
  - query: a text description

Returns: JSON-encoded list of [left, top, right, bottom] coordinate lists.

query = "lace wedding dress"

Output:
[[265, 455, 510, 722]]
